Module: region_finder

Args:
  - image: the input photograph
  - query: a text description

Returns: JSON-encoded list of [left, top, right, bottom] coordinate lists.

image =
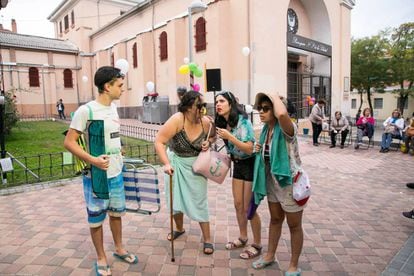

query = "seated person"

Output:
[[329, 111, 349, 149], [380, 109, 405, 153], [402, 113, 414, 153], [355, 107, 375, 149]]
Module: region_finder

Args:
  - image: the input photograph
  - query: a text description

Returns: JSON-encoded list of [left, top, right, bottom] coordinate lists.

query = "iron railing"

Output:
[[1, 144, 160, 188]]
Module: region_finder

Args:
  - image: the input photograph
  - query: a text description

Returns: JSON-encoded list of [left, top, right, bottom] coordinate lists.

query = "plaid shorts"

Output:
[[83, 173, 126, 228]]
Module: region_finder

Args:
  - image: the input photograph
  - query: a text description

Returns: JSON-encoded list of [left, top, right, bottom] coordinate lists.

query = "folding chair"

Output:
[[123, 158, 161, 215]]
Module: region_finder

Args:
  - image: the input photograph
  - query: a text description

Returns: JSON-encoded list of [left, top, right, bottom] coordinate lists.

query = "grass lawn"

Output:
[[3, 121, 155, 187]]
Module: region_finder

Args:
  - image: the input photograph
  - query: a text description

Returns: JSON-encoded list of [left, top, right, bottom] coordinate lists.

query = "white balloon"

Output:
[[183, 57, 190, 64], [115, 58, 129, 74], [242, 46, 250, 57], [146, 81, 155, 92], [82, 75, 88, 83], [245, 104, 253, 113]]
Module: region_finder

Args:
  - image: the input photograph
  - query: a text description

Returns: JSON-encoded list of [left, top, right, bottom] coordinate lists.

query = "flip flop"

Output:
[[167, 230, 186, 241], [94, 262, 112, 276], [252, 256, 276, 270], [203, 242, 214, 255], [112, 252, 138, 264]]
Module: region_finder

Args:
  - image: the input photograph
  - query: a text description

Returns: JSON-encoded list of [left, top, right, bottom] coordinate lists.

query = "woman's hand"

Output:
[[254, 142, 262, 153], [163, 164, 174, 175], [201, 140, 210, 151], [216, 127, 232, 140]]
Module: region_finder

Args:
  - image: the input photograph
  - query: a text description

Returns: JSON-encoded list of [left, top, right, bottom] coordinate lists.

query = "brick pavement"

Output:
[[1, 137, 414, 275]]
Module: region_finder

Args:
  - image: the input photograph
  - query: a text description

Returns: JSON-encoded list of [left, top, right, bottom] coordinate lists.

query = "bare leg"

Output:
[[262, 202, 285, 262], [90, 225, 111, 275], [199, 221, 212, 253], [232, 178, 248, 240], [173, 213, 185, 232], [110, 216, 128, 255], [285, 210, 304, 272], [243, 181, 261, 246]]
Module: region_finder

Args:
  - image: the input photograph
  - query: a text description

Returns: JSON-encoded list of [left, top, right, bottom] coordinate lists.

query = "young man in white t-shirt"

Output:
[[64, 66, 137, 275]]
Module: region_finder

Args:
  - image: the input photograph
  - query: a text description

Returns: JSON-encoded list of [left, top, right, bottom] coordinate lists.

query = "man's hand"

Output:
[[92, 154, 110, 170]]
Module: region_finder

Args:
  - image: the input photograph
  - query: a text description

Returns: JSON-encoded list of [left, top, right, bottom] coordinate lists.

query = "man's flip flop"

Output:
[[112, 252, 138, 264], [94, 262, 111, 276], [252, 257, 276, 270], [167, 230, 186, 241]]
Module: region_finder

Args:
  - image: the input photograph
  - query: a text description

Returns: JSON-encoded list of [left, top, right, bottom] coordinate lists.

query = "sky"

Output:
[[0, 0, 414, 39]]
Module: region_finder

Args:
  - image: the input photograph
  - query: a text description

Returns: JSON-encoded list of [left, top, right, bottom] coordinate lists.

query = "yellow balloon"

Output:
[[179, 65, 190, 75]]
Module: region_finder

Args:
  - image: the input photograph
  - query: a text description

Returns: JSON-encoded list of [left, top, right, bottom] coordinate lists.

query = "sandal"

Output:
[[113, 252, 138, 264], [225, 237, 248, 250], [167, 230, 186, 241], [240, 244, 262, 259], [203, 242, 214, 255], [285, 268, 301, 276], [94, 262, 112, 276], [252, 256, 276, 270]]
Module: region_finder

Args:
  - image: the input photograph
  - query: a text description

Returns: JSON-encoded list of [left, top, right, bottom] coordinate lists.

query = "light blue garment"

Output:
[[226, 115, 255, 159], [164, 150, 209, 222]]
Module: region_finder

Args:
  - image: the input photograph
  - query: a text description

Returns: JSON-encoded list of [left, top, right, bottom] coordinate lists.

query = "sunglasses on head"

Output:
[[256, 105, 272, 113], [216, 91, 233, 101]]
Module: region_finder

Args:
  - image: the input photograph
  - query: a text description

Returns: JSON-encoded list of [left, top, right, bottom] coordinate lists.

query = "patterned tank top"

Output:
[[169, 117, 206, 157]]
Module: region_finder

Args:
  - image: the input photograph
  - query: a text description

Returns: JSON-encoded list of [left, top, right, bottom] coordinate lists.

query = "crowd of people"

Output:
[[63, 66, 413, 276]]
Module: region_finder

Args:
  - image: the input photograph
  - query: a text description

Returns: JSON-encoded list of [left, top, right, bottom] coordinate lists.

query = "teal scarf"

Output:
[[252, 123, 292, 205]]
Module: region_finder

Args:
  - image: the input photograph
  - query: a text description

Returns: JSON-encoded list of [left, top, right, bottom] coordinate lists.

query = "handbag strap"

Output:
[[205, 122, 213, 142]]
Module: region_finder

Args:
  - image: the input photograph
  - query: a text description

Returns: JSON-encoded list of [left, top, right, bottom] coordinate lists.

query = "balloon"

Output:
[[194, 67, 203, 78], [245, 104, 253, 113], [306, 95, 311, 100], [146, 81, 155, 92], [309, 101, 314, 106], [179, 64, 190, 75], [183, 57, 190, 64], [242, 46, 250, 56], [188, 62, 198, 72], [115, 58, 129, 74], [311, 97, 316, 102], [82, 75, 88, 83], [193, 83, 200, 92]]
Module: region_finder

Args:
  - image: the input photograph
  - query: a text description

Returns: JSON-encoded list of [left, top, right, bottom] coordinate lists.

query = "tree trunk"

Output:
[[366, 85, 373, 116], [356, 90, 364, 123]]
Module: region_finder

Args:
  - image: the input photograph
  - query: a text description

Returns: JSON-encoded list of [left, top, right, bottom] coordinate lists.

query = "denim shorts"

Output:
[[232, 156, 255, 181], [82, 173, 126, 228]]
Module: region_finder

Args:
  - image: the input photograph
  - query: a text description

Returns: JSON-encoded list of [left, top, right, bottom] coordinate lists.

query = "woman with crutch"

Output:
[[155, 90, 216, 255]]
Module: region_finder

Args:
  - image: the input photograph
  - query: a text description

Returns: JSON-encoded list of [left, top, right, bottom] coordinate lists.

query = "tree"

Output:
[[4, 89, 19, 134], [388, 22, 414, 116], [351, 35, 389, 119]]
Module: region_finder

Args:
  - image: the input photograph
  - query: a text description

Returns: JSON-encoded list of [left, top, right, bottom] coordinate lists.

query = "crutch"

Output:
[[169, 174, 175, 262]]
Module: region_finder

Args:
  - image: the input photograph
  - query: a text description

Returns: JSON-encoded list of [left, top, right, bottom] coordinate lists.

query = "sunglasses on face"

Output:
[[196, 102, 207, 109], [256, 105, 272, 113]]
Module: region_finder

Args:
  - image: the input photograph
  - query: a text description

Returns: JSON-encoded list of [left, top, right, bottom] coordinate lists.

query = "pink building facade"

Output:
[[1, 0, 355, 120]]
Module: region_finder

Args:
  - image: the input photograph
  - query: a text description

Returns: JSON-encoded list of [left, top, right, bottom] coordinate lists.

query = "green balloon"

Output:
[[188, 62, 197, 72], [194, 68, 203, 78]]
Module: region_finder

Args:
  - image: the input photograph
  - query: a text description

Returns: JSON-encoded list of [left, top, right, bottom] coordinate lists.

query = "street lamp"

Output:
[[188, 0, 207, 86]]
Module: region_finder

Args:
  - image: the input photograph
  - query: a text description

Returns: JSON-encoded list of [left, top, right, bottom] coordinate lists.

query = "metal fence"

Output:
[[2, 144, 160, 187], [120, 124, 158, 142]]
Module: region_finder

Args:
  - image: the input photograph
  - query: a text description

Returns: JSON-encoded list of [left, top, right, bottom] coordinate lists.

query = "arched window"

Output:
[[159, 31, 168, 61], [29, 67, 39, 87], [132, 42, 138, 68], [195, 17, 206, 52], [63, 69, 73, 88]]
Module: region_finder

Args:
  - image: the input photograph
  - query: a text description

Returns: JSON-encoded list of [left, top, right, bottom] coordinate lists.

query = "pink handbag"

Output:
[[192, 123, 231, 184]]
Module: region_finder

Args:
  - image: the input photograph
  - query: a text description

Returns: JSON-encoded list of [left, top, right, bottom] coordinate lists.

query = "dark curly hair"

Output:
[[178, 90, 202, 113], [214, 91, 247, 129]]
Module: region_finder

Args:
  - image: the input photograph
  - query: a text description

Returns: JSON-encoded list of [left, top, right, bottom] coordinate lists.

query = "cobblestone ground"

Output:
[[0, 137, 413, 276]]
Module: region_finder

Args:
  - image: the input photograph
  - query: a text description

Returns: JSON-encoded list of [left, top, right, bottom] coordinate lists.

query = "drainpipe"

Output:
[[75, 54, 80, 106], [247, 0, 251, 104], [41, 65, 48, 119], [151, 0, 157, 89]]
